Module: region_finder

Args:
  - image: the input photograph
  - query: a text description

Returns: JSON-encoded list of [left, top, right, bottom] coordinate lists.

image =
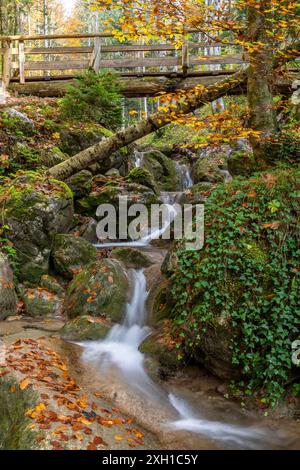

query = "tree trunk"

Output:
[[247, 1, 278, 164], [48, 69, 247, 180]]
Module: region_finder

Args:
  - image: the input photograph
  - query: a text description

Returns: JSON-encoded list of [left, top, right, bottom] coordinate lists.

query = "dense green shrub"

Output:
[[0, 377, 39, 449], [170, 166, 300, 405], [59, 70, 123, 130]]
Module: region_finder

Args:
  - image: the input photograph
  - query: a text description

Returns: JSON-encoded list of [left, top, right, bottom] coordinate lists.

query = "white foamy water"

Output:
[[168, 394, 269, 449], [176, 162, 193, 190], [82, 270, 159, 397]]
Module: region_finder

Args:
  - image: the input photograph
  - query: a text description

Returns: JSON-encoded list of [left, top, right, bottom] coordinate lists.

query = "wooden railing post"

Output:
[[182, 40, 189, 77], [2, 40, 12, 89], [90, 37, 101, 73], [18, 40, 25, 84]]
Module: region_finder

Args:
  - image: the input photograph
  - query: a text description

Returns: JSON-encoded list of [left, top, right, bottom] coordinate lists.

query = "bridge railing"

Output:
[[0, 32, 245, 88]]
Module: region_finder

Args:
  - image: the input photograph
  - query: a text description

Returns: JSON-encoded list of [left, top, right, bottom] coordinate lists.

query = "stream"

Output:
[[79, 152, 300, 450]]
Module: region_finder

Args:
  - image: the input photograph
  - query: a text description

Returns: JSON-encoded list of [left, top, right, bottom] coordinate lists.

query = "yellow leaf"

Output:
[[115, 435, 123, 441]]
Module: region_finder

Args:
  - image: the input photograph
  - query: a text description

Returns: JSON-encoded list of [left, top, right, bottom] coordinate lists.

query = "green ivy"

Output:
[[170, 166, 300, 405]]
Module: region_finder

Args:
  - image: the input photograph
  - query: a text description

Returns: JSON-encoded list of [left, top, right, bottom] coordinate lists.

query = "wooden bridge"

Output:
[[0, 32, 298, 98]]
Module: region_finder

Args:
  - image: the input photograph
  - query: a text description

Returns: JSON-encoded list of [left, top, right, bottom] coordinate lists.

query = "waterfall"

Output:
[[175, 162, 193, 190], [82, 270, 156, 397]]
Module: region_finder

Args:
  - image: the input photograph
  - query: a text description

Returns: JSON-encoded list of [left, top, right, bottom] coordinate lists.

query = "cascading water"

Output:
[[81, 267, 283, 449], [82, 270, 158, 398], [175, 162, 193, 190]]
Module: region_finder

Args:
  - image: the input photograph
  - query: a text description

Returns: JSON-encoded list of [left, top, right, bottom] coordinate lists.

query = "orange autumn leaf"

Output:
[[19, 378, 30, 390]]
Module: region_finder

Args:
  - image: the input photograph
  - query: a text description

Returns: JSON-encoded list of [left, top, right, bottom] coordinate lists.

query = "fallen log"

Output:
[[48, 69, 247, 180]]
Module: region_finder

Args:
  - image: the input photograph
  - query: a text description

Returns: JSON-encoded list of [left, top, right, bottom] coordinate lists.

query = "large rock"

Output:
[[0, 252, 17, 320], [5, 108, 35, 135], [64, 259, 129, 321], [0, 173, 74, 283], [59, 127, 111, 156], [77, 180, 160, 218], [40, 147, 69, 168], [66, 170, 93, 199], [142, 149, 181, 191], [125, 167, 159, 194], [51, 234, 97, 279], [111, 247, 153, 269], [60, 315, 111, 341], [22, 287, 63, 317], [192, 153, 226, 184]]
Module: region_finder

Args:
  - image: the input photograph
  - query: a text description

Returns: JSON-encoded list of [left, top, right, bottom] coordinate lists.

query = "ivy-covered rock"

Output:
[[0, 173, 74, 283], [0, 252, 17, 320], [22, 287, 63, 317], [60, 315, 111, 341], [142, 149, 181, 191], [66, 170, 93, 199], [169, 166, 300, 403], [51, 234, 97, 279], [111, 247, 153, 269], [64, 259, 129, 321]]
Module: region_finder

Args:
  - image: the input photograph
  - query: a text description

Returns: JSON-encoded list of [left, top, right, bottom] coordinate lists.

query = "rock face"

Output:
[[64, 259, 129, 321], [51, 234, 97, 278], [0, 173, 74, 283], [142, 149, 181, 191], [60, 316, 111, 341], [0, 252, 17, 320], [22, 287, 63, 317]]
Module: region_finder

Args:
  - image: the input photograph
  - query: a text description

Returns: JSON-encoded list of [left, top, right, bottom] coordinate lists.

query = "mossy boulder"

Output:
[[21, 287, 63, 317], [0, 377, 39, 450], [66, 170, 93, 199], [142, 149, 181, 191], [0, 252, 17, 320], [140, 324, 181, 379], [39, 274, 65, 296], [60, 315, 111, 341], [192, 156, 225, 184], [111, 247, 153, 269], [77, 181, 160, 218], [227, 150, 258, 177], [59, 126, 110, 156], [51, 234, 97, 279], [4, 108, 35, 136], [64, 259, 129, 321], [180, 182, 214, 204], [125, 167, 159, 194], [40, 147, 69, 168], [0, 173, 74, 283], [71, 216, 98, 243]]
